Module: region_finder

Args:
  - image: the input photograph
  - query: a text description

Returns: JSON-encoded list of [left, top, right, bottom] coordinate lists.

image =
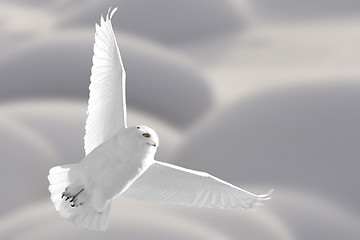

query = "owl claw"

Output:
[[62, 185, 86, 207]]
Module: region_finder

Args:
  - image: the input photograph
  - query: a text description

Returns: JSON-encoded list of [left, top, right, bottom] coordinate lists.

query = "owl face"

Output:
[[135, 125, 159, 148], [119, 125, 159, 158], [114, 126, 158, 158]]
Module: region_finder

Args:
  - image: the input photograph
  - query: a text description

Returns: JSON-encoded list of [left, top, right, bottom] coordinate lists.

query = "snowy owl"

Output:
[[48, 8, 273, 231]]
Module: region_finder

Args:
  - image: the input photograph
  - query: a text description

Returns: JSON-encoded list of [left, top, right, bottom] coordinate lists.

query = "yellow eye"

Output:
[[143, 133, 151, 138]]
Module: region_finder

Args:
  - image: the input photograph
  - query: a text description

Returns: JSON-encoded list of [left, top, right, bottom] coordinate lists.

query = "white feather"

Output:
[[48, 164, 111, 231], [48, 8, 273, 232], [84, 7, 127, 155], [123, 161, 273, 209]]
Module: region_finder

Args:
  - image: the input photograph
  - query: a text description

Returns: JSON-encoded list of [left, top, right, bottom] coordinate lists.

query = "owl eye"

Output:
[[143, 133, 151, 138]]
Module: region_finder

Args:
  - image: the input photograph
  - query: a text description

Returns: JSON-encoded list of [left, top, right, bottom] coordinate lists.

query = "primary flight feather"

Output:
[[48, 8, 273, 231]]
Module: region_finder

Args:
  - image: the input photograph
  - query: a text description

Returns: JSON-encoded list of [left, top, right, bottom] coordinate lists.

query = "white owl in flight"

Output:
[[48, 8, 273, 231]]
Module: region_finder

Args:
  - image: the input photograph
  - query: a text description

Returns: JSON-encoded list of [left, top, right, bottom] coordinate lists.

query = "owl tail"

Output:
[[48, 164, 111, 231]]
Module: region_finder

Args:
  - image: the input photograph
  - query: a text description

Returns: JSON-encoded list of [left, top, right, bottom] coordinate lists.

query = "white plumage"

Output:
[[85, 8, 127, 155], [48, 7, 273, 231]]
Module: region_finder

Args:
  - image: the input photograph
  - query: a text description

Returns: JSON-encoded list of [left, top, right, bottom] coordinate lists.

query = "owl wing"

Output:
[[84, 7, 127, 155], [122, 160, 273, 209]]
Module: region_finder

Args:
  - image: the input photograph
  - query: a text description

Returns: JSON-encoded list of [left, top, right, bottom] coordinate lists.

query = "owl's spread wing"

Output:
[[84, 7, 127, 155], [122, 160, 273, 209]]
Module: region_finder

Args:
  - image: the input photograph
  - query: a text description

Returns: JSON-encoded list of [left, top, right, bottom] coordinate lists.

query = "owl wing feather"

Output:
[[123, 160, 273, 209], [84, 7, 127, 155]]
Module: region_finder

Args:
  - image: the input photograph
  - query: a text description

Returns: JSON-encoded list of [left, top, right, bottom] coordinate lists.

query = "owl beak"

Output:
[[147, 141, 157, 147]]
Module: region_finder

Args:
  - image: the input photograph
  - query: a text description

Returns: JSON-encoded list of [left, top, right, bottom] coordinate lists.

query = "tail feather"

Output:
[[48, 164, 111, 231]]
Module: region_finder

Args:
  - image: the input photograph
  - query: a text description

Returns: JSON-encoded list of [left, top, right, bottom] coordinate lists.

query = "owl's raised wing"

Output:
[[84, 8, 127, 155], [123, 161, 273, 209]]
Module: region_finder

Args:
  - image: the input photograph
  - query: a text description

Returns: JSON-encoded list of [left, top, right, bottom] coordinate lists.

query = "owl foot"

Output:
[[62, 184, 87, 207]]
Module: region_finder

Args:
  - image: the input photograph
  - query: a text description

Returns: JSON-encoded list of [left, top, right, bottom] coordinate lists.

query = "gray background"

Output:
[[1, 0, 360, 239]]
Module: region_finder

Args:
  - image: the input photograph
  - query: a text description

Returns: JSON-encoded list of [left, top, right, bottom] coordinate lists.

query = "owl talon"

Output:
[[62, 185, 87, 207]]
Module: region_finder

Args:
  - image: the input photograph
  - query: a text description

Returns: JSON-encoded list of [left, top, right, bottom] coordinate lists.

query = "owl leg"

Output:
[[62, 183, 88, 207]]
